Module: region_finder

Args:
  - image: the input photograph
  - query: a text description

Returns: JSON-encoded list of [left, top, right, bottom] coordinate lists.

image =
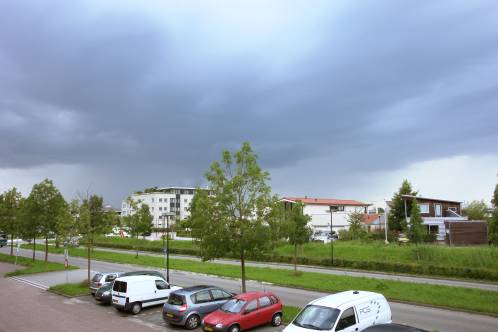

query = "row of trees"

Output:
[[0, 180, 119, 283]]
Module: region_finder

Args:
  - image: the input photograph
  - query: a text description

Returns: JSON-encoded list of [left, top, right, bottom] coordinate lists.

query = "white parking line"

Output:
[[9, 276, 49, 290]]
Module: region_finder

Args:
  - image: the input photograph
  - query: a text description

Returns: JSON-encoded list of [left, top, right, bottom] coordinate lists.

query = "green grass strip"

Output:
[[49, 280, 90, 297], [0, 252, 78, 277], [23, 244, 498, 316]]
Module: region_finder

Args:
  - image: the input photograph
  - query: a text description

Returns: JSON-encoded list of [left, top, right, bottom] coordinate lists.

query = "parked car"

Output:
[[95, 270, 167, 304], [90, 272, 124, 295], [163, 285, 234, 329], [202, 291, 283, 332], [284, 290, 391, 332], [112, 275, 181, 314], [0, 234, 7, 247], [363, 324, 429, 332], [311, 231, 338, 244]]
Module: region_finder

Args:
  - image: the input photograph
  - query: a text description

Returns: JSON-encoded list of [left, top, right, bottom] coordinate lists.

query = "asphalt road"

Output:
[[93, 246, 498, 292], [3, 247, 498, 332]]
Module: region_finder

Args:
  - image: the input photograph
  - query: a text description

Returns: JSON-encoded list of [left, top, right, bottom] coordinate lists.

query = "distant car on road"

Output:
[[163, 285, 234, 329], [202, 291, 283, 332], [284, 290, 391, 332], [311, 231, 338, 244], [63, 236, 81, 247], [0, 234, 7, 247], [112, 275, 181, 314], [90, 272, 124, 296], [95, 270, 166, 304], [363, 323, 429, 332]]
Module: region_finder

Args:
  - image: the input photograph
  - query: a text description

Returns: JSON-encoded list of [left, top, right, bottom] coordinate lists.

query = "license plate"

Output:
[[112, 299, 118, 303], [166, 313, 174, 318], [204, 327, 213, 331]]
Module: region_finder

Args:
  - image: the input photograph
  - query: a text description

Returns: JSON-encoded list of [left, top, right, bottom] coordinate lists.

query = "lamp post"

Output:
[[162, 212, 174, 283], [328, 206, 339, 265]]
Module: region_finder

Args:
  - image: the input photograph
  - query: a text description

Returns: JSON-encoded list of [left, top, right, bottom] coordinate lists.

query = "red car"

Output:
[[201, 291, 283, 332]]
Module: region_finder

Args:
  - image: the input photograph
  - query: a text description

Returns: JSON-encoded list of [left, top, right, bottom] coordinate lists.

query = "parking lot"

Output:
[[0, 262, 285, 332]]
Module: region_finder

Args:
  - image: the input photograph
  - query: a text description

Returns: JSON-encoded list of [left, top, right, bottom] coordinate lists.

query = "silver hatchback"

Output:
[[90, 272, 123, 295]]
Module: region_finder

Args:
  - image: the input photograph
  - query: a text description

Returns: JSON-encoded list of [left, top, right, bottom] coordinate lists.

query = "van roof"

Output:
[[115, 275, 162, 282], [310, 291, 383, 309]]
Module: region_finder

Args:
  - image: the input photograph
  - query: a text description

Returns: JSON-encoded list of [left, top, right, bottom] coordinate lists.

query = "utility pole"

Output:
[[329, 206, 338, 265]]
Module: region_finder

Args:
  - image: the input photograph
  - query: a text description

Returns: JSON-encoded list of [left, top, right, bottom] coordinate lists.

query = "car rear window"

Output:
[[112, 280, 127, 293], [168, 293, 186, 305], [92, 273, 103, 282]]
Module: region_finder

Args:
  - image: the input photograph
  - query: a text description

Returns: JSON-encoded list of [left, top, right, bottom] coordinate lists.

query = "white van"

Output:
[[284, 291, 392, 332], [111, 275, 182, 314]]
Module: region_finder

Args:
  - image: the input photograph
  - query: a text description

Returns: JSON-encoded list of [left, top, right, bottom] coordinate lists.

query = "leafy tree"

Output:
[[492, 182, 498, 208], [388, 180, 417, 232], [408, 198, 426, 248], [191, 142, 274, 292], [0, 187, 24, 255], [24, 179, 67, 262], [78, 195, 112, 283], [347, 211, 367, 240], [284, 202, 312, 275], [55, 199, 79, 248], [123, 198, 153, 258], [489, 209, 498, 245], [462, 200, 488, 220]]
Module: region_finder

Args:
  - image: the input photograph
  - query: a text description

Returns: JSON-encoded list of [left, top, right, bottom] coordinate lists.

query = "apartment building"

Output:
[[121, 187, 203, 228]]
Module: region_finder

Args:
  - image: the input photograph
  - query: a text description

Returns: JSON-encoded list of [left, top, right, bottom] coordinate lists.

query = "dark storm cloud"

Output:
[[1, 0, 498, 204]]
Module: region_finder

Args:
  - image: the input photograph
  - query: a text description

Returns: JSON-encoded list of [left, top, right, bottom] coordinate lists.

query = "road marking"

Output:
[[9, 276, 49, 290]]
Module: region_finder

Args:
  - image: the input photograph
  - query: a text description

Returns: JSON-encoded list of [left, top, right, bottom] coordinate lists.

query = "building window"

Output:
[[151, 207, 154, 212], [184, 199, 188, 203], [419, 203, 430, 214], [448, 206, 457, 212], [159, 207, 162, 211], [184, 207, 188, 211], [435, 204, 442, 217], [159, 198, 162, 202], [171, 198, 176, 203]]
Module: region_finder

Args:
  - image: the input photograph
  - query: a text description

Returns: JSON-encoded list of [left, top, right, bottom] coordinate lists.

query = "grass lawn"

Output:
[[23, 244, 498, 316], [0, 252, 78, 277], [92, 236, 498, 280], [49, 280, 89, 297], [282, 305, 301, 323]]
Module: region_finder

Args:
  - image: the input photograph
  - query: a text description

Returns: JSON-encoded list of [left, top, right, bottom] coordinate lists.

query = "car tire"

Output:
[[131, 302, 142, 315], [228, 324, 240, 332], [186, 314, 200, 330], [271, 313, 282, 326]]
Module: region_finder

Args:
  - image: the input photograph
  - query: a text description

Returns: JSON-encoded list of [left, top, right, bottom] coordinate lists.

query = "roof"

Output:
[[234, 291, 273, 301], [116, 275, 161, 282], [401, 195, 461, 204], [174, 285, 215, 293], [283, 197, 370, 207], [311, 291, 381, 309], [362, 214, 382, 225]]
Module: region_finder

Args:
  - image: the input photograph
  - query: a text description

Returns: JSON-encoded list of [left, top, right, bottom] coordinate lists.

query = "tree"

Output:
[[408, 198, 425, 248], [388, 180, 417, 232], [24, 179, 66, 262], [492, 182, 498, 208], [462, 200, 488, 220], [78, 195, 112, 283], [0, 187, 24, 255], [489, 182, 498, 245], [55, 199, 79, 248], [347, 211, 367, 240], [123, 198, 153, 258], [191, 142, 274, 292], [284, 202, 312, 275]]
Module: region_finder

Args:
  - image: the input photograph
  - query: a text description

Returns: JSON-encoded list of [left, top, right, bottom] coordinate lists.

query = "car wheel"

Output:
[[131, 302, 142, 315], [186, 314, 200, 330], [229, 324, 240, 332], [272, 313, 282, 326]]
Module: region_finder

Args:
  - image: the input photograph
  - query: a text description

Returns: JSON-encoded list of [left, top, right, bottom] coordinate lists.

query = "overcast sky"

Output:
[[1, 0, 498, 207]]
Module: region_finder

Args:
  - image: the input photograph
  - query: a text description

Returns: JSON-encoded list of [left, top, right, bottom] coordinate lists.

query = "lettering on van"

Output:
[[358, 306, 371, 315]]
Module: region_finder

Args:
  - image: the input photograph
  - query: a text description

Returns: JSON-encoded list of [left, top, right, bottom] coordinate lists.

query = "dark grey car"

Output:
[[90, 272, 124, 295], [163, 285, 234, 330], [363, 324, 429, 332]]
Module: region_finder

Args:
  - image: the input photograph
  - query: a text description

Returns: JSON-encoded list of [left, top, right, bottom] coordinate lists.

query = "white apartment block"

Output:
[[121, 187, 202, 228], [281, 197, 370, 233]]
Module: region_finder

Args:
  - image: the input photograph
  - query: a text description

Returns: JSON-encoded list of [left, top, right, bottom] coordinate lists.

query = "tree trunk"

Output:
[[294, 243, 298, 275], [10, 234, 14, 256], [45, 236, 48, 262], [87, 237, 91, 285], [136, 234, 139, 258], [240, 249, 246, 293], [32, 235, 36, 261]]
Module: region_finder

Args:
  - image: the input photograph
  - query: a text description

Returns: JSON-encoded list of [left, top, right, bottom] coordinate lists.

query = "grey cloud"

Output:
[[1, 0, 498, 205]]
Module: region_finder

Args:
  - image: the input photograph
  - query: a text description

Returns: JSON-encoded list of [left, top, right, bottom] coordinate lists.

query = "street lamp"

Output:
[[328, 206, 339, 265], [162, 212, 174, 283]]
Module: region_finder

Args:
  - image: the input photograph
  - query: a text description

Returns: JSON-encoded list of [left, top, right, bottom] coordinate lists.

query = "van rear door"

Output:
[[112, 280, 128, 307]]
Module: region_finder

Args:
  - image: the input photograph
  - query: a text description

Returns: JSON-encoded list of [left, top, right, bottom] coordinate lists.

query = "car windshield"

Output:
[[292, 305, 340, 331], [220, 299, 247, 313], [92, 273, 103, 282]]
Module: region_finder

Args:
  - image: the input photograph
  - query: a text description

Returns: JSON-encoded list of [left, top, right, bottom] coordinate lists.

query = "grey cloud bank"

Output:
[[1, 0, 497, 205]]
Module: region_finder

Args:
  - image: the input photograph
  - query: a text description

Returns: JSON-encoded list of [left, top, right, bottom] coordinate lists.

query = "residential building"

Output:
[[281, 197, 370, 233], [387, 195, 468, 241], [362, 214, 385, 232], [121, 187, 206, 228]]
